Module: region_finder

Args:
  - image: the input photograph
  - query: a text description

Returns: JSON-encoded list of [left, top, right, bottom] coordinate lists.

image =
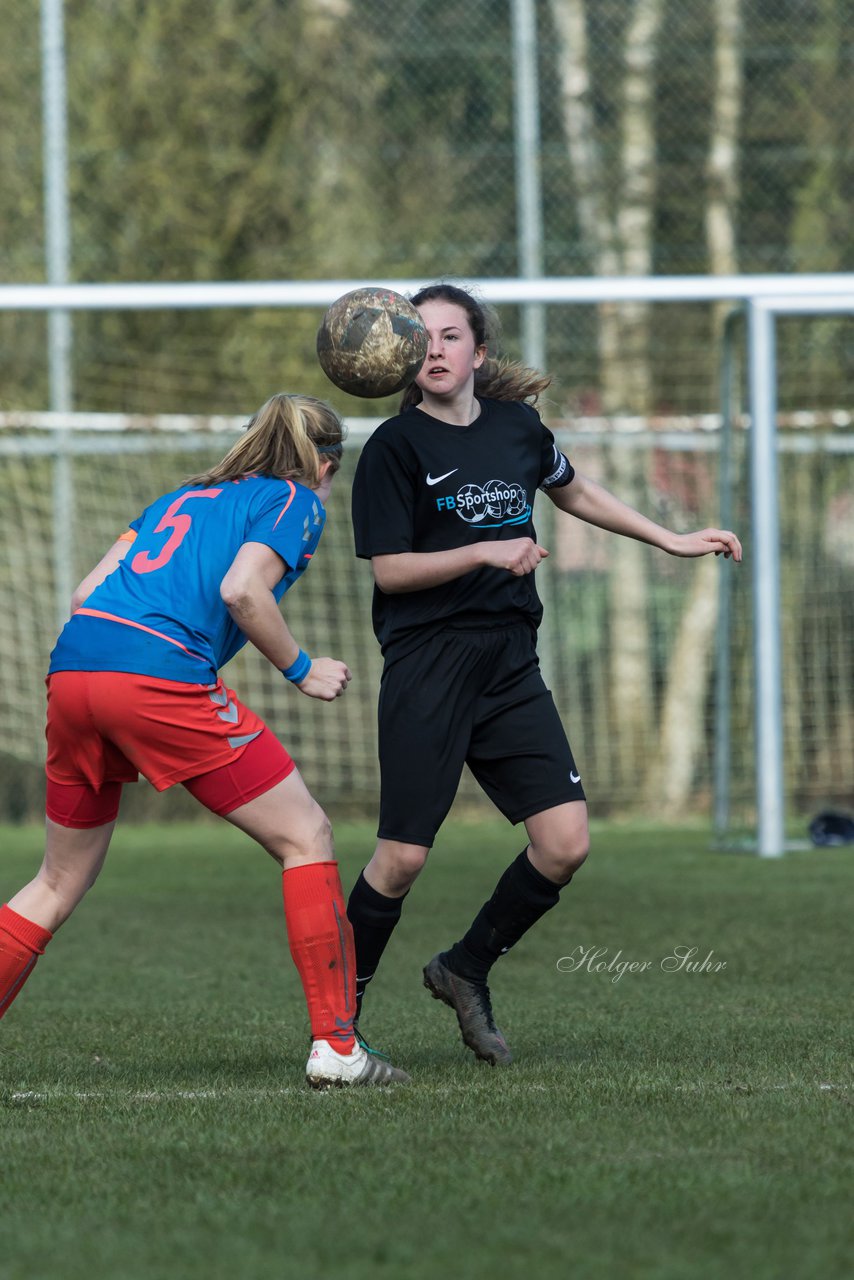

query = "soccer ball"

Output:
[[316, 287, 429, 399], [505, 484, 527, 518]]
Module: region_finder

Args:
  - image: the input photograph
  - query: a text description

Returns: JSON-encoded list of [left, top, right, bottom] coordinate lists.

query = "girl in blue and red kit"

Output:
[[0, 393, 407, 1089]]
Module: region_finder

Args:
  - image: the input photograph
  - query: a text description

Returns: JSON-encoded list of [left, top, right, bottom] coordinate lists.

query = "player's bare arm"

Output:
[[221, 541, 351, 701], [372, 539, 549, 593], [547, 470, 742, 562], [70, 538, 132, 615]]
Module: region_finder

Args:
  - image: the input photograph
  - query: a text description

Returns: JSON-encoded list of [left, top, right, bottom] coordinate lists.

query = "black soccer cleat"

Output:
[[423, 952, 513, 1066]]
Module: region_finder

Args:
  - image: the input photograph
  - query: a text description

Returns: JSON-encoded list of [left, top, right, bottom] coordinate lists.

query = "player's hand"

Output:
[[481, 538, 550, 576], [295, 657, 352, 701], [669, 528, 743, 561]]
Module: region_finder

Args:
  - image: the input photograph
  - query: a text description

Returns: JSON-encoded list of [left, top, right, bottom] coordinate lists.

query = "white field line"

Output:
[[9, 1088, 299, 1101], [6, 1082, 848, 1103], [675, 1082, 847, 1093], [8, 1083, 504, 1101]]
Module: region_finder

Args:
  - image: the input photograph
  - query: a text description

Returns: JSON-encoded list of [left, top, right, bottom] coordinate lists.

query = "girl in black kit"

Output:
[[349, 283, 741, 1066]]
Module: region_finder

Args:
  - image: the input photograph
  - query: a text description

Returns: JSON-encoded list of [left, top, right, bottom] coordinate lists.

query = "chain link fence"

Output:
[[1, 1, 852, 828], [3, 0, 852, 415]]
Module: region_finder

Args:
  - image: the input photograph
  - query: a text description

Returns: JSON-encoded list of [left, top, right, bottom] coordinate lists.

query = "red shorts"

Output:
[[45, 670, 295, 827]]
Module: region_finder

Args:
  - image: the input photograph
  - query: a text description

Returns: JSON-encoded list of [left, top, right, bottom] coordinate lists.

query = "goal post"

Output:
[[746, 293, 854, 856], [2, 273, 853, 849]]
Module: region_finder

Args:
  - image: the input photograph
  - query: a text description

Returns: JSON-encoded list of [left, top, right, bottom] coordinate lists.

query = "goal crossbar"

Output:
[[2, 273, 854, 311]]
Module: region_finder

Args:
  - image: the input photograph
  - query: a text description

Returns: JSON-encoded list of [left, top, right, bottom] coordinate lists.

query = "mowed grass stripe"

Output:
[[1, 821, 852, 1280]]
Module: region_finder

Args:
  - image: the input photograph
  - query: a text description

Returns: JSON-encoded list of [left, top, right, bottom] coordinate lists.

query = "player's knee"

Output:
[[395, 846, 429, 886], [306, 808, 335, 858], [564, 834, 590, 874], [531, 828, 589, 883], [268, 803, 334, 864], [370, 841, 429, 894], [29, 866, 91, 927]]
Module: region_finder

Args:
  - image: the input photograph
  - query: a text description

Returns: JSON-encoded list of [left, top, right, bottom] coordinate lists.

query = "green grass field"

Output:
[[1, 820, 851, 1280]]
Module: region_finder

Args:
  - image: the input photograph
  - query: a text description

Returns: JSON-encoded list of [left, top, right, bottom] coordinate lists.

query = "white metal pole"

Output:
[[713, 308, 742, 840], [511, 0, 546, 372], [41, 0, 74, 631], [3, 274, 854, 311], [747, 300, 785, 856], [510, 0, 555, 687]]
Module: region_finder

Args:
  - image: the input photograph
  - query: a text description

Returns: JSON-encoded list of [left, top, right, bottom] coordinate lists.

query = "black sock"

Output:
[[446, 850, 564, 984], [347, 870, 407, 1019]]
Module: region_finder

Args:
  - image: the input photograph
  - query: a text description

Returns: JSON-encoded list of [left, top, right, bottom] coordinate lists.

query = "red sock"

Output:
[[281, 861, 356, 1054], [0, 905, 53, 1019]]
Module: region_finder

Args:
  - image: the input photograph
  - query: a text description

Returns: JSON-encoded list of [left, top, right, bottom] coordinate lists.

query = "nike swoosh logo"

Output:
[[570, 771, 581, 783], [426, 469, 459, 486]]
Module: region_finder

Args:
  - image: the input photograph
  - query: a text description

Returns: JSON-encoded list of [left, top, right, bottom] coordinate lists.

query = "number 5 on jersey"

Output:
[[131, 489, 222, 574]]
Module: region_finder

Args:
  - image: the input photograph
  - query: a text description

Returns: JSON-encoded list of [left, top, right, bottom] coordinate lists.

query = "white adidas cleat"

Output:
[[305, 1038, 411, 1089]]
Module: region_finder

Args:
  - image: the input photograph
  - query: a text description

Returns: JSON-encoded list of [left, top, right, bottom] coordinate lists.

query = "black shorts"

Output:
[[376, 622, 585, 846]]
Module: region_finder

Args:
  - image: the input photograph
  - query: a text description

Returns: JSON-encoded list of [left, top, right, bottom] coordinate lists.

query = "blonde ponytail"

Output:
[[185, 394, 345, 488]]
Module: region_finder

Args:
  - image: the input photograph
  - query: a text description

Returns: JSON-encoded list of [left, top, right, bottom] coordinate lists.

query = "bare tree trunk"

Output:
[[304, 0, 351, 21], [602, 0, 665, 782], [652, 556, 720, 812], [614, 0, 664, 410], [551, 0, 664, 788], [549, 0, 619, 273], [705, 0, 742, 292], [647, 0, 743, 815]]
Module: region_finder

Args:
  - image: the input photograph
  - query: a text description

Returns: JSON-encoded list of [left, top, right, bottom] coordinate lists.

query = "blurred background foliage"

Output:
[[1, 0, 852, 415], [1, 0, 852, 830]]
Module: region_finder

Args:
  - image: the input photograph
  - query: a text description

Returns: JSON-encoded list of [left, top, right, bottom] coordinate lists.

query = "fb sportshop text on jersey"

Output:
[[435, 480, 531, 527]]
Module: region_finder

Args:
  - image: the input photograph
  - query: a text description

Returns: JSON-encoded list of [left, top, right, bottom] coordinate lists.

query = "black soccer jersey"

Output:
[[351, 397, 574, 659]]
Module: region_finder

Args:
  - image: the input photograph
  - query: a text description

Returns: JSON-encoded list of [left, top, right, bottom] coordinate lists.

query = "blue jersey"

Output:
[[49, 475, 326, 683]]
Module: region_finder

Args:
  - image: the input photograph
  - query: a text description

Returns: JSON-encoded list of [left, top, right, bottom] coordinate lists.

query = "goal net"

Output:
[[1, 297, 852, 838]]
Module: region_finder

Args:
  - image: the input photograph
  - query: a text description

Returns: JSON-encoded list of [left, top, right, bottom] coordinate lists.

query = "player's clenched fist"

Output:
[[481, 537, 550, 577], [296, 657, 352, 701]]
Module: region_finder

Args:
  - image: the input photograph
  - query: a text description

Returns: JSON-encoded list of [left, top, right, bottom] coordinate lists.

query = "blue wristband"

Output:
[[282, 649, 312, 684]]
